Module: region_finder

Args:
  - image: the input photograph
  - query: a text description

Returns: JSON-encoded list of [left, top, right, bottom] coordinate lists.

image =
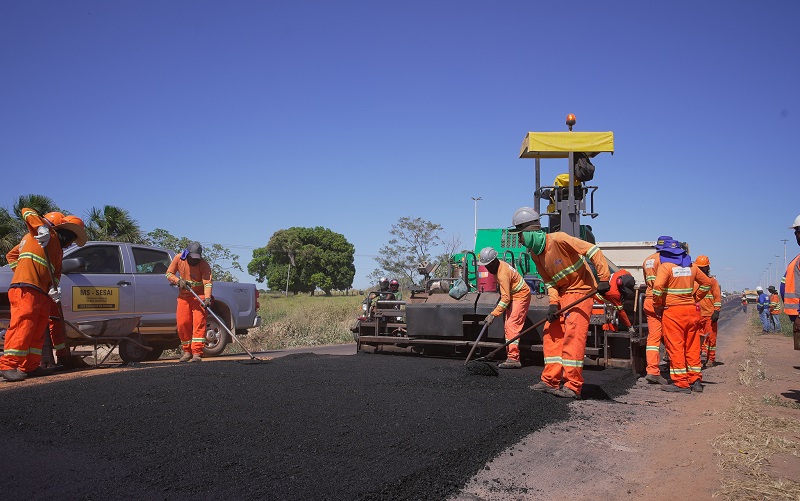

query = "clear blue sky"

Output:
[[2, 1, 797, 291]]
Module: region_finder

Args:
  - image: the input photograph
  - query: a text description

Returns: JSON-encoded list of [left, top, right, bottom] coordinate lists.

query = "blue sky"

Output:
[[1, 1, 797, 291]]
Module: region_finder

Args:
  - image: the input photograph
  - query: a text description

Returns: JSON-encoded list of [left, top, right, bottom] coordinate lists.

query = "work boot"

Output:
[[645, 374, 668, 385], [529, 381, 558, 394], [552, 387, 580, 399], [26, 366, 55, 378], [497, 359, 522, 369], [178, 352, 192, 363], [690, 380, 704, 393], [188, 354, 203, 363], [662, 384, 691, 394], [0, 369, 27, 382]]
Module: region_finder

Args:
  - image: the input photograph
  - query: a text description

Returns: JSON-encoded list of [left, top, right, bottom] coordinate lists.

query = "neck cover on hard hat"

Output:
[[522, 230, 546, 255], [659, 250, 692, 267]]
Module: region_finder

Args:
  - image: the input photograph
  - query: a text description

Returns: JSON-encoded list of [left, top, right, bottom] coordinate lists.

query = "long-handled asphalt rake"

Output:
[[465, 289, 597, 376]]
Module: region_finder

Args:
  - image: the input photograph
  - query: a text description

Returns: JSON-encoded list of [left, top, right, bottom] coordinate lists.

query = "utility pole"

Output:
[[471, 196, 482, 248], [775, 255, 781, 285], [782, 239, 789, 268]]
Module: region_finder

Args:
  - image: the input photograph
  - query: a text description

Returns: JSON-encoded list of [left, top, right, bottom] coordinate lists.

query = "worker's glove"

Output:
[[177, 279, 188, 290], [48, 287, 61, 303], [627, 326, 637, 334], [483, 314, 494, 325], [596, 281, 611, 295], [546, 304, 560, 323], [711, 311, 720, 322], [35, 226, 50, 248], [203, 297, 212, 308]]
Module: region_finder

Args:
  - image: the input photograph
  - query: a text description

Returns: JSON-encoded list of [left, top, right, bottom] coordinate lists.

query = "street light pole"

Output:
[[782, 239, 789, 268], [775, 255, 781, 285], [471, 196, 482, 248]]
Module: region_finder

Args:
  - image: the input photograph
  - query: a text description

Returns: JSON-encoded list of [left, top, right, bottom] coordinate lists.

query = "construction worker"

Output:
[[652, 239, 712, 393], [595, 268, 636, 332], [478, 247, 532, 369], [510, 207, 610, 398], [781, 214, 800, 349], [642, 236, 672, 385], [694, 256, 721, 367], [756, 286, 771, 332], [767, 286, 782, 332], [166, 241, 213, 362], [0, 209, 87, 382], [389, 279, 402, 301], [741, 294, 747, 313]]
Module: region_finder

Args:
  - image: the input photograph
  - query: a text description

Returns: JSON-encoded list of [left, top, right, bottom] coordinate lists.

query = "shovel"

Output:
[[463, 321, 491, 366], [186, 287, 264, 362], [466, 289, 597, 376]]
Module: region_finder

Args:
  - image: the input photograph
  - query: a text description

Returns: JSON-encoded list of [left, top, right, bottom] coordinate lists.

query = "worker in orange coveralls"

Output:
[[767, 286, 782, 333], [642, 236, 672, 385], [478, 247, 531, 369], [0, 209, 87, 382], [595, 268, 636, 332], [511, 207, 611, 399], [166, 241, 213, 362], [782, 214, 800, 349], [652, 239, 712, 393], [693, 255, 721, 368]]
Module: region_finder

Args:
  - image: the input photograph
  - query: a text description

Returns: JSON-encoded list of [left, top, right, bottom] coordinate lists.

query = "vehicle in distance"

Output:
[[0, 242, 261, 362]]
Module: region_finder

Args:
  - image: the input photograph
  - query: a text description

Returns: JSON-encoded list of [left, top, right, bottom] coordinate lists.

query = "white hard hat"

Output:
[[477, 247, 498, 266], [756, 286, 763, 292], [509, 207, 541, 234], [790, 214, 800, 229]]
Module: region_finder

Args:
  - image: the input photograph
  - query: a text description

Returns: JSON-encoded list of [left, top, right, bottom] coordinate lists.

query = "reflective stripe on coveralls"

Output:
[[0, 287, 51, 372], [642, 252, 663, 376], [490, 261, 531, 362], [176, 296, 208, 355], [541, 292, 592, 392], [783, 255, 800, 317]]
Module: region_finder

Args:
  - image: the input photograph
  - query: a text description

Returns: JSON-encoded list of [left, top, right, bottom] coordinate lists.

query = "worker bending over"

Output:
[[595, 268, 636, 332], [166, 241, 213, 362], [694, 256, 721, 367], [478, 247, 531, 369], [511, 207, 610, 399]]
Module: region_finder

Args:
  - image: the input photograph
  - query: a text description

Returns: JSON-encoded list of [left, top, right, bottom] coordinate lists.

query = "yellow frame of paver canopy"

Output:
[[518, 131, 614, 159]]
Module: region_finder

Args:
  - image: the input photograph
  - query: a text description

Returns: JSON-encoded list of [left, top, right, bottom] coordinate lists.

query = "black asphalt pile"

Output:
[[0, 353, 637, 500]]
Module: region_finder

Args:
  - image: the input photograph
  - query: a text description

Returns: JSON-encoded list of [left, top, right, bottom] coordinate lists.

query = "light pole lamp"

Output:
[[471, 196, 482, 248]]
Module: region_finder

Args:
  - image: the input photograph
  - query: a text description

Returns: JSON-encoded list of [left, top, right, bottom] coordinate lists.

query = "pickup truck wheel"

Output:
[[202, 316, 229, 357], [118, 336, 151, 363]]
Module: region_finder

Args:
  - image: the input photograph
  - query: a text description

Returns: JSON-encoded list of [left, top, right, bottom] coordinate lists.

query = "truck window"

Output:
[[132, 247, 171, 274], [69, 245, 123, 274]]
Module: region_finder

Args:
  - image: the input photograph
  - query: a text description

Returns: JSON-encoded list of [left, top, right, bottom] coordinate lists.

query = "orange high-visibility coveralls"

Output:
[[783, 255, 800, 349], [489, 261, 531, 362], [529, 232, 610, 395], [166, 255, 213, 355], [6, 244, 67, 361], [653, 263, 712, 388], [0, 209, 62, 373], [696, 276, 721, 363], [595, 269, 633, 330], [642, 252, 664, 376]]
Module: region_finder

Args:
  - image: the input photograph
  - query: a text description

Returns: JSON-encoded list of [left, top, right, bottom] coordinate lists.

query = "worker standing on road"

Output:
[[478, 247, 531, 369], [166, 241, 213, 362], [0, 209, 87, 382], [511, 207, 610, 399], [781, 214, 800, 349], [756, 286, 771, 332], [694, 256, 721, 368], [741, 294, 747, 313], [652, 239, 712, 393], [767, 286, 782, 332], [642, 236, 672, 385], [595, 268, 636, 332]]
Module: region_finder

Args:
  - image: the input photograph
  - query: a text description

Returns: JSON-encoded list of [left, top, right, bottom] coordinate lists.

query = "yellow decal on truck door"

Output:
[[72, 286, 120, 311]]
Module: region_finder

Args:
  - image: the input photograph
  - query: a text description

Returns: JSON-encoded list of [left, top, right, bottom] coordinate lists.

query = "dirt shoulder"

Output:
[[454, 307, 800, 501]]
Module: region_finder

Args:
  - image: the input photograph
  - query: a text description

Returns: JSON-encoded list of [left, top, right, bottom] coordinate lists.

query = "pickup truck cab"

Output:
[[0, 242, 261, 362]]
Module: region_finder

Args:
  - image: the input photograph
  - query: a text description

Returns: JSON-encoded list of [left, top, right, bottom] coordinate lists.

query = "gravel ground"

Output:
[[0, 352, 637, 500]]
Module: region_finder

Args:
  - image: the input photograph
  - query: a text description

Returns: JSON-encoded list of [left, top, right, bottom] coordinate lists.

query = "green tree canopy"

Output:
[[146, 228, 243, 283], [85, 205, 146, 243], [248, 227, 355, 295], [0, 194, 62, 266]]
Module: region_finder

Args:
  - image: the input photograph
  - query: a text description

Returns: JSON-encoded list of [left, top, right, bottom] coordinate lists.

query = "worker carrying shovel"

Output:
[[478, 247, 531, 369], [510, 207, 611, 399], [166, 241, 213, 362]]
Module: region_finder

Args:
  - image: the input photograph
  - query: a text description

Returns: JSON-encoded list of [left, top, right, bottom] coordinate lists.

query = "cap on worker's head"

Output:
[[791, 214, 800, 230], [695, 255, 710, 267], [768, 285, 777, 293], [657, 239, 684, 255], [756, 286, 763, 292], [477, 247, 498, 266], [188, 241, 203, 259], [508, 207, 541, 234], [653, 235, 673, 250], [58, 215, 88, 247]]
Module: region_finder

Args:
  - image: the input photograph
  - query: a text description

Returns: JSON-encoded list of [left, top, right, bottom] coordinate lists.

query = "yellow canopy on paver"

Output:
[[519, 131, 614, 159]]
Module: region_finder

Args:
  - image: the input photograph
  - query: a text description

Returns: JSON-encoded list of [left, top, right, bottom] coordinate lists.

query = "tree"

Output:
[[0, 194, 62, 266], [248, 227, 355, 295], [145, 228, 243, 283], [85, 205, 146, 243], [370, 217, 455, 287]]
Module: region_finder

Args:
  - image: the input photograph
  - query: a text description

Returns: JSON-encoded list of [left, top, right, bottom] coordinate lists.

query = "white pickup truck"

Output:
[[0, 242, 261, 362]]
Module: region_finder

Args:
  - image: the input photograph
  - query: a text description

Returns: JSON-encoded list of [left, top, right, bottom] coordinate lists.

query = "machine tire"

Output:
[[202, 313, 229, 357], [118, 336, 151, 363]]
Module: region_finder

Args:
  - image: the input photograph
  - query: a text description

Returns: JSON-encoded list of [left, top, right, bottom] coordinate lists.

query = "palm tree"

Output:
[[0, 194, 62, 266], [85, 205, 146, 243]]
